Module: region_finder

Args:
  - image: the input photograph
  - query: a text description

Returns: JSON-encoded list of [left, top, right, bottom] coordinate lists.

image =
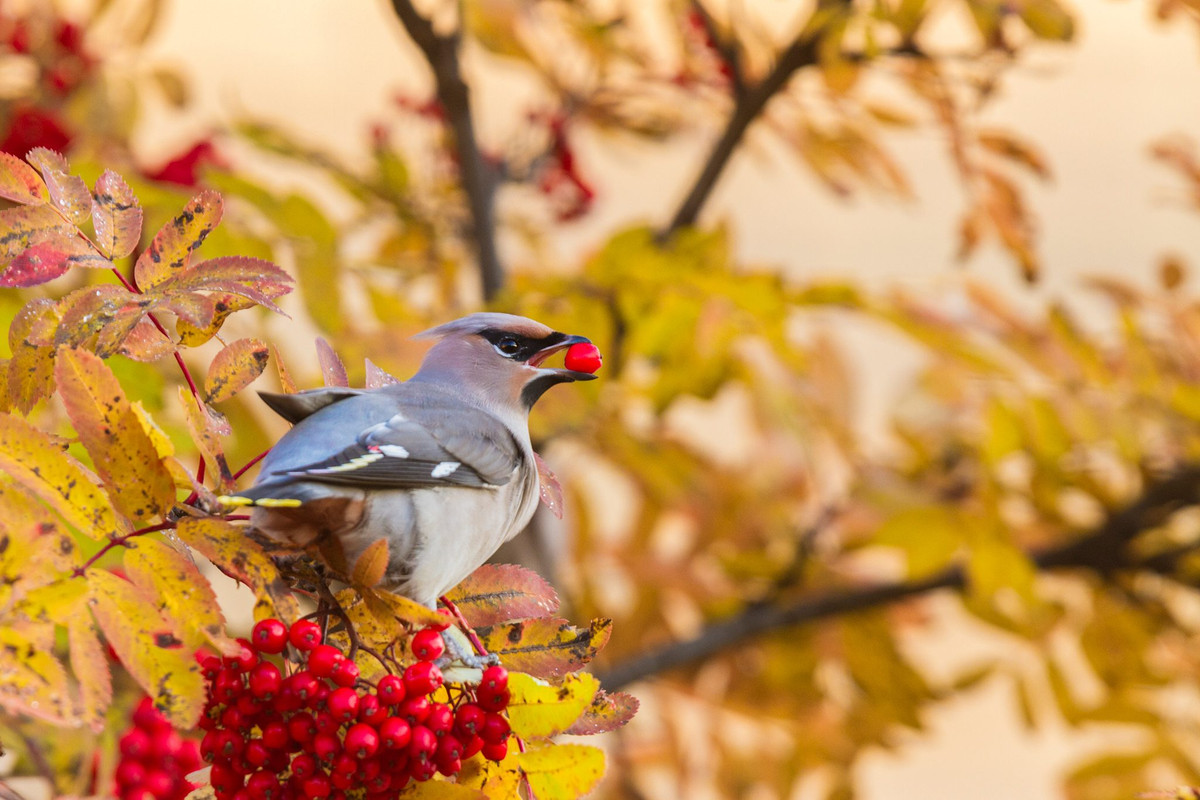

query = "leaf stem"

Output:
[[71, 521, 177, 579], [437, 595, 489, 657]]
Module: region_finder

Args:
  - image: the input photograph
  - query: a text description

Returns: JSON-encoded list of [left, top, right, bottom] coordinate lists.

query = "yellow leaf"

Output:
[[398, 781, 486, 799], [362, 586, 446, 629], [506, 672, 599, 740], [69, 615, 111, 732], [125, 536, 238, 655], [89, 570, 204, 727], [174, 517, 299, 624], [179, 387, 234, 488], [204, 338, 269, 404], [6, 298, 57, 414], [134, 190, 223, 290], [873, 506, 962, 579], [0, 627, 77, 724], [56, 348, 177, 521], [475, 617, 612, 679], [0, 412, 127, 540], [351, 539, 388, 588], [518, 743, 605, 800], [459, 753, 521, 798]]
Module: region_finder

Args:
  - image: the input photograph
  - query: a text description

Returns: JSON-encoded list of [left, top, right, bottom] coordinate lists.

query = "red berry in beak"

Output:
[[564, 342, 602, 374]]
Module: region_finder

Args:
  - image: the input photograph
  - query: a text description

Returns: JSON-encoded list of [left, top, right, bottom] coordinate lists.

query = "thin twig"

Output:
[[70, 521, 177, 579]]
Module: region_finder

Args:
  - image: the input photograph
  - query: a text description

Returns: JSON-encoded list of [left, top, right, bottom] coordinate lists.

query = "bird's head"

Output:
[[412, 313, 599, 409]]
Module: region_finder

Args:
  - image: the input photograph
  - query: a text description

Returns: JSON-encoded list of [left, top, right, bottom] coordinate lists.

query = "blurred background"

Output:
[[4, 0, 1200, 797]]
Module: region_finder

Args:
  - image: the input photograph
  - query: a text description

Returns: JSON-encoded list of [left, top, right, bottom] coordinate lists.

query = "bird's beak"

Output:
[[528, 334, 598, 382]]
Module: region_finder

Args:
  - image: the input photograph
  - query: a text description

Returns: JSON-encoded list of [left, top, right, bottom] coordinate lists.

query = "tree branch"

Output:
[[658, 33, 820, 240], [389, 0, 505, 301], [597, 464, 1200, 690]]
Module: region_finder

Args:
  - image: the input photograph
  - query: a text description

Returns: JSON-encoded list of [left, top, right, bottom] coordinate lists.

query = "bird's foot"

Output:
[[437, 625, 500, 671]]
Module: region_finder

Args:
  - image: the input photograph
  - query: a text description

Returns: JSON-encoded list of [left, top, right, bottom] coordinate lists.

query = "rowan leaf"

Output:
[[0, 627, 76, 724], [0, 151, 48, 204], [68, 615, 112, 732], [316, 337, 349, 387], [92, 170, 143, 259], [351, 538, 389, 588], [398, 782, 486, 800], [506, 671, 600, 739], [56, 348, 176, 521], [125, 536, 238, 655], [6, 298, 58, 413], [180, 387, 234, 487], [364, 358, 399, 388], [53, 284, 155, 351], [535, 453, 564, 520], [517, 743, 605, 800], [0, 412, 127, 540], [446, 564, 559, 628], [361, 586, 446, 629], [205, 338, 269, 404], [564, 689, 640, 735], [274, 344, 298, 393], [27, 148, 92, 226], [134, 190, 223, 290], [89, 570, 205, 727], [118, 319, 176, 362], [177, 293, 252, 346], [171, 256, 293, 314], [474, 618, 611, 679], [165, 292, 216, 329], [174, 516, 299, 624], [0, 204, 73, 262], [0, 238, 109, 287], [457, 755, 521, 799]]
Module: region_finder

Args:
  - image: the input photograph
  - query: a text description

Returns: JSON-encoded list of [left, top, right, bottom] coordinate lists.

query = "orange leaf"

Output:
[[0, 627, 76, 725], [69, 615, 112, 732], [5, 298, 57, 413], [274, 344, 298, 394], [118, 319, 176, 362], [27, 148, 92, 226], [56, 348, 177, 521], [205, 338, 270, 404], [445, 564, 559, 628], [133, 190, 222, 291], [475, 617, 612, 679], [52, 284, 155, 351], [180, 386, 234, 488], [351, 538, 389, 588], [0, 412, 127, 540], [563, 689, 639, 735], [0, 204, 73, 262], [91, 170, 143, 260], [0, 151, 49, 204]]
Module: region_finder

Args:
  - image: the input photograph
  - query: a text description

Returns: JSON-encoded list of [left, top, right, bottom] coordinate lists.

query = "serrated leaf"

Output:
[[53, 284, 155, 352], [125, 536, 237, 655], [978, 130, 1051, 180], [518, 743, 605, 800], [0, 237, 110, 287], [6, 298, 58, 413], [92, 170, 143, 259], [180, 387, 233, 488], [0, 151, 48, 204], [176, 293, 251, 347], [446, 564, 559, 628], [174, 516, 299, 624], [89, 570, 205, 727], [0, 204, 73, 261], [183, 784, 215, 800], [133, 190, 222, 290], [360, 586, 446, 628], [564, 689, 639, 735], [204, 338, 269, 404], [351, 538, 388, 588], [56, 348, 176, 521], [27, 148, 92, 226], [364, 358, 399, 389], [397, 782, 486, 800], [475, 618, 611, 679], [506, 672, 599, 739], [165, 292, 216, 329], [0, 627, 76, 724], [0, 412, 127, 540], [458, 755, 521, 798], [535, 453, 563, 520], [274, 344, 298, 394], [119, 319, 176, 362], [68, 615, 111, 732], [316, 337, 349, 387], [170, 256, 293, 312]]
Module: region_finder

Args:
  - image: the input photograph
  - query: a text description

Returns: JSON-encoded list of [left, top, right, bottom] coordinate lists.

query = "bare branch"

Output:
[[389, 0, 505, 301], [597, 464, 1200, 690]]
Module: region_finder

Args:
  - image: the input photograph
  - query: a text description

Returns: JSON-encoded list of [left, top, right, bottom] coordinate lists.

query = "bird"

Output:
[[221, 313, 598, 613]]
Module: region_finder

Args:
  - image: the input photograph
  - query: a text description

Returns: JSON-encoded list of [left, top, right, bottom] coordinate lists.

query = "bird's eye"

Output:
[[497, 336, 521, 356]]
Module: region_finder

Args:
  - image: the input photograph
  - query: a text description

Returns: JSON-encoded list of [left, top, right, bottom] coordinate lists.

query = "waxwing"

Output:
[[223, 313, 597, 611]]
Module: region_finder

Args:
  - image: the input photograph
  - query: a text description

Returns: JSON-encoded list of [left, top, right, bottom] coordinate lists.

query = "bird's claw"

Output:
[[438, 626, 500, 670]]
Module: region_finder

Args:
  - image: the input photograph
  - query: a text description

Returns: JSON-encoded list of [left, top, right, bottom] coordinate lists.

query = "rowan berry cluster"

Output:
[[199, 617, 512, 799], [114, 697, 203, 800]]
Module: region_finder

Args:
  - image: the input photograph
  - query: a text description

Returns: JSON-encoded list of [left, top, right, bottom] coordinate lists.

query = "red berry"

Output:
[[330, 659, 359, 688], [306, 645, 343, 679], [314, 710, 341, 734], [344, 723, 379, 759], [210, 763, 242, 793], [479, 665, 508, 691], [288, 712, 317, 745], [436, 734, 464, 764], [480, 712, 510, 744], [301, 773, 331, 799], [306, 682, 330, 710], [274, 682, 302, 713], [408, 725, 436, 763], [289, 620, 323, 652], [564, 342, 602, 374], [246, 771, 281, 800], [430, 609, 453, 631], [331, 754, 357, 776], [283, 671, 320, 705], [251, 619, 288, 654], [425, 703, 453, 736], [262, 719, 289, 750], [229, 639, 259, 672], [219, 706, 245, 732], [436, 755, 461, 777], [119, 729, 151, 760], [312, 732, 341, 764], [214, 668, 244, 703], [358, 694, 387, 726], [454, 703, 485, 738], [461, 734, 484, 760], [132, 697, 168, 731], [326, 687, 360, 723], [379, 716, 411, 750], [410, 629, 445, 662], [245, 740, 270, 768], [398, 695, 431, 723], [402, 662, 442, 697], [115, 760, 146, 788], [481, 740, 508, 762], [237, 693, 265, 718], [375, 675, 405, 706], [477, 686, 511, 712], [290, 753, 317, 781], [364, 773, 391, 794], [248, 662, 282, 699]]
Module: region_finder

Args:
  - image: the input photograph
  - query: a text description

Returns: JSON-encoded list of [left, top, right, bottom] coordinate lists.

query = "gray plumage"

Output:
[[234, 313, 596, 608]]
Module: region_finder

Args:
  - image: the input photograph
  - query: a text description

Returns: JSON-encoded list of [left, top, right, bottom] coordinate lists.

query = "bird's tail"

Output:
[[217, 480, 307, 509]]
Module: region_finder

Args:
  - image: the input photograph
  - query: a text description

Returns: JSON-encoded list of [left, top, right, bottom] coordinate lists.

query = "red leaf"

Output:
[[534, 452, 563, 520], [364, 358, 399, 389], [0, 238, 110, 287], [0, 204, 73, 262], [445, 564, 560, 628], [563, 690, 639, 735], [174, 256, 293, 313], [52, 285, 154, 349], [316, 337, 349, 387], [117, 319, 176, 362], [92, 170, 143, 259], [0, 151, 48, 204], [133, 190, 222, 290]]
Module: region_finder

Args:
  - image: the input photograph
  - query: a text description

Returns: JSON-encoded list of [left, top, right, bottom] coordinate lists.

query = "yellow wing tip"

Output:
[[216, 496, 303, 509]]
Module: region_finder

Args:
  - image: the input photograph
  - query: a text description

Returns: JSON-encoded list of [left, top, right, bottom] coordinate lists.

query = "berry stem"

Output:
[[437, 596, 488, 657]]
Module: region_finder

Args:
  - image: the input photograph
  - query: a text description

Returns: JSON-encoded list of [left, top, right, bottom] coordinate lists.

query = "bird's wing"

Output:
[[259, 388, 365, 424], [260, 400, 522, 491]]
